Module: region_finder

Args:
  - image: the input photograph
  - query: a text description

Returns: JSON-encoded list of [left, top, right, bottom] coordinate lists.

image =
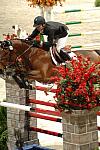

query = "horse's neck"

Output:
[[12, 39, 30, 53]]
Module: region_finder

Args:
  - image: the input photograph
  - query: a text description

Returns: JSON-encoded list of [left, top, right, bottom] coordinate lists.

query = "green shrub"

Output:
[[0, 106, 8, 150], [95, 0, 100, 7]]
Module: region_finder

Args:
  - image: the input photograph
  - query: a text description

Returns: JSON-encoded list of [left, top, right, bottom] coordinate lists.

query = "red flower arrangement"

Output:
[[50, 55, 100, 111]]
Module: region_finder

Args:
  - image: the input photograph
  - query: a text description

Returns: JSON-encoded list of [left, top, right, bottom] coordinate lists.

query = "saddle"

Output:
[[50, 45, 72, 65]]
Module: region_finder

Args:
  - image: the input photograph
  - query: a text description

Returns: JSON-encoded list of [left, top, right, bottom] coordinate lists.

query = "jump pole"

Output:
[[29, 112, 62, 122], [30, 126, 63, 137], [65, 19, 100, 25], [0, 101, 61, 116], [69, 31, 100, 37], [0, 102, 61, 117], [28, 99, 57, 107], [0, 101, 32, 111], [54, 7, 100, 14], [71, 43, 100, 50]]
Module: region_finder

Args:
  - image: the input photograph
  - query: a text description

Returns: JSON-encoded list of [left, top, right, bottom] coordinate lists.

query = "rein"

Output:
[[16, 44, 33, 60], [14, 41, 34, 71]]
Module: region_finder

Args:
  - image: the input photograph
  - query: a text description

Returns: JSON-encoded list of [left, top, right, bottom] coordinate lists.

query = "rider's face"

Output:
[[36, 25, 44, 33]]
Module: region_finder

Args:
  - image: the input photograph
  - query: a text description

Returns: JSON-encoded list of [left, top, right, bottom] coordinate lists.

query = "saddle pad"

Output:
[[50, 47, 58, 65]]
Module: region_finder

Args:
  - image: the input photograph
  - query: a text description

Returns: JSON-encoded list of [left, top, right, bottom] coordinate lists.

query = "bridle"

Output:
[[16, 42, 33, 61], [0, 41, 16, 68], [0, 39, 34, 74]]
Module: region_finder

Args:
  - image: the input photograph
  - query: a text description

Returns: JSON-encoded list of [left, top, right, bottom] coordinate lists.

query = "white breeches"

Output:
[[56, 33, 77, 60], [56, 35, 68, 53]]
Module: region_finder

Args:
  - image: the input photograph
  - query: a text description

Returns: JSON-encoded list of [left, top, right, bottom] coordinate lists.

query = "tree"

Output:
[[0, 106, 8, 150]]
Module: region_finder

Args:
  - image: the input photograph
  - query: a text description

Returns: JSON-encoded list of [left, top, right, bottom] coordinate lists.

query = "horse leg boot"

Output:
[[12, 74, 26, 88], [12, 74, 32, 89], [19, 74, 32, 90]]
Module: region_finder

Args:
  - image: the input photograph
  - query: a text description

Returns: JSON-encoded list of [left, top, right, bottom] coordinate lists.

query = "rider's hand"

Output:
[[42, 42, 50, 51], [32, 40, 41, 47]]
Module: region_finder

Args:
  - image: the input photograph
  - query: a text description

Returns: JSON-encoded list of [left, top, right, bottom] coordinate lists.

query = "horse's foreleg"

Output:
[[12, 74, 26, 88], [12, 74, 32, 89]]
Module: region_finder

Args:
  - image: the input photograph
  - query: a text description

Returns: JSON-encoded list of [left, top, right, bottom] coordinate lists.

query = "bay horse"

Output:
[[0, 39, 99, 89]]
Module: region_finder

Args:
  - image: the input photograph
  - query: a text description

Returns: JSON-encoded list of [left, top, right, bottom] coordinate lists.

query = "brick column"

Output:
[[62, 110, 98, 150], [6, 78, 38, 150]]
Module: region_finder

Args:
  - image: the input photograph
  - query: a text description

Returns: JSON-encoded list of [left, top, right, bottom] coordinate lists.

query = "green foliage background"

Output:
[[0, 106, 8, 150], [95, 0, 100, 6]]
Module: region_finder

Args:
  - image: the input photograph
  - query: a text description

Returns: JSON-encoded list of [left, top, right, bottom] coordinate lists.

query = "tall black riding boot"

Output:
[[60, 48, 71, 61]]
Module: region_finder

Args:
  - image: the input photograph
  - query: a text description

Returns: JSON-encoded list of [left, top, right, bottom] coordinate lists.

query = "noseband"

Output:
[[0, 40, 13, 50]]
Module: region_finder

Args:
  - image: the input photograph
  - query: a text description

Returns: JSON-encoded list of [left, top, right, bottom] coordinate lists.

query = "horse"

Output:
[[0, 39, 55, 88], [0, 39, 100, 89]]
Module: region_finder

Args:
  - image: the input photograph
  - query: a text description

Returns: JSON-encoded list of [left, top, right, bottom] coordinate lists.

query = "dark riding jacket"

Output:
[[28, 21, 69, 48]]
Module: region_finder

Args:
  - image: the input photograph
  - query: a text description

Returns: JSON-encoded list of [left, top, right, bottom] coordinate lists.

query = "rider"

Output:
[[27, 16, 72, 61]]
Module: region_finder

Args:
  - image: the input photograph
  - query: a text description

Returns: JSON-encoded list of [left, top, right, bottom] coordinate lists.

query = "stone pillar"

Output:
[[6, 78, 38, 150], [62, 110, 98, 150]]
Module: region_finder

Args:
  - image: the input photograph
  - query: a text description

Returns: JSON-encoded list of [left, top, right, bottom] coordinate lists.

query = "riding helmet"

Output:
[[33, 16, 45, 27]]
